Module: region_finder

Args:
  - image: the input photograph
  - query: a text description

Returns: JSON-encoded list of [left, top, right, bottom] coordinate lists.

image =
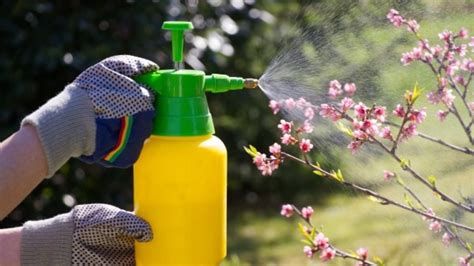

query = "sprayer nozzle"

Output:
[[244, 78, 259, 89]]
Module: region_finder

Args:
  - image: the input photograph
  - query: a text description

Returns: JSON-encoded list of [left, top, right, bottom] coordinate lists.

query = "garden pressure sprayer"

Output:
[[133, 21, 258, 265]]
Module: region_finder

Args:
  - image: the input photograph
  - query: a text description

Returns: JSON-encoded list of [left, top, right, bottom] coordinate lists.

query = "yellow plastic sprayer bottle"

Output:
[[133, 21, 258, 265]]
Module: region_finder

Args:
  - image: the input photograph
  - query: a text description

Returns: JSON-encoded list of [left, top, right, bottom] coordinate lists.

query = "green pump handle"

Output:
[[134, 21, 257, 136], [162, 21, 193, 65]]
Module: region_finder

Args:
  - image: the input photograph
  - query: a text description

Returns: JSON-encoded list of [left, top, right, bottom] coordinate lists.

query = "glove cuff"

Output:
[[22, 85, 96, 177], [21, 212, 75, 266]]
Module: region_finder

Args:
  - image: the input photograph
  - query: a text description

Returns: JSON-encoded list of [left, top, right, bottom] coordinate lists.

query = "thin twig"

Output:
[[281, 152, 474, 232], [384, 121, 474, 155], [290, 205, 377, 265]]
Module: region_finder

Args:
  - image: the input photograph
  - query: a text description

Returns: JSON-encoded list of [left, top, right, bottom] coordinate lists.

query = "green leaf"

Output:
[[400, 158, 411, 169], [411, 82, 423, 104], [301, 239, 314, 246], [373, 256, 385, 266], [313, 170, 326, 176], [466, 242, 473, 252], [405, 82, 423, 105], [395, 175, 405, 186], [336, 122, 353, 137], [404, 193, 414, 208], [297, 223, 312, 241], [427, 175, 437, 187], [243, 145, 258, 158], [367, 196, 385, 204], [329, 169, 344, 183], [336, 169, 344, 182]]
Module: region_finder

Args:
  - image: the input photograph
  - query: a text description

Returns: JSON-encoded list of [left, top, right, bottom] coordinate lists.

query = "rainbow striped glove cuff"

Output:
[[22, 55, 157, 176]]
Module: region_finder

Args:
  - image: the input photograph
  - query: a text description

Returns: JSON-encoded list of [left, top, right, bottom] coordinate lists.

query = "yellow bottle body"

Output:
[[134, 135, 227, 265]]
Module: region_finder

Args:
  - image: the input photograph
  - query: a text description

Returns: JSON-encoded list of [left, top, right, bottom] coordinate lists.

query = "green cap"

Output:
[[134, 21, 246, 136]]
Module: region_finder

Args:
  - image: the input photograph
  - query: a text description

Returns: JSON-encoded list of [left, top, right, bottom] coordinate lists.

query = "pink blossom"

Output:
[[468, 102, 474, 112], [280, 204, 293, 218], [383, 170, 396, 181], [253, 153, 267, 168], [304, 107, 315, 120], [446, 63, 459, 76], [315, 233, 329, 249], [356, 247, 368, 260], [354, 102, 368, 119], [319, 248, 336, 262], [419, 39, 430, 50], [269, 143, 281, 155], [347, 141, 362, 154], [429, 221, 442, 233], [372, 106, 386, 122], [432, 45, 443, 58], [281, 134, 297, 145], [401, 52, 414, 66], [361, 119, 379, 136], [387, 9, 405, 27], [445, 51, 455, 62], [462, 59, 474, 73], [296, 97, 308, 109], [459, 257, 470, 266], [299, 138, 314, 153], [339, 97, 354, 112], [379, 126, 393, 140], [406, 19, 419, 32], [344, 83, 357, 96], [441, 89, 455, 107], [409, 108, 427, 124], [285, 98, 296, 109], [422, 208, 435, 221], [353, 130, 368, 140], [458, 27, 468, 39], [300, 120, 314, 133], [439, 30, 452, 42], [454, 44, 467, 57], [427, 91, 441, 105], [401, 123, 418, 140], [319, 104, 341, 121], [269, 100, 281, 114], [328, 80, 343, 99], [423, 52, 433, 63], [259, 163, 274, 176], [442, 232, 453, 246], [301, 206, 314, 219], [278, 119, 292, 133], [303, 245, 314, 258], [436, 110, 449, 122], [411, 47, 423, 60], [393, 104, 406, 118], [454, 75, 466, 86]]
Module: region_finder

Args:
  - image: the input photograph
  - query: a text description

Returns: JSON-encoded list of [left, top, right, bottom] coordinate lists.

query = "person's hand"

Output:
[[22, 55, 158, 177], [21, 204, 152, 265]]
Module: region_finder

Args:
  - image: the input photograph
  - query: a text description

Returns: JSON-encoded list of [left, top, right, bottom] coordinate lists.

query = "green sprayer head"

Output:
[[134, 21, 258, 137]]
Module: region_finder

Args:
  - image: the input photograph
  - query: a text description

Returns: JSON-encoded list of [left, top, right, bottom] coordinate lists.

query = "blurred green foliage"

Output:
[[1, 0, 462, 228], [0, 0, 333, 227]]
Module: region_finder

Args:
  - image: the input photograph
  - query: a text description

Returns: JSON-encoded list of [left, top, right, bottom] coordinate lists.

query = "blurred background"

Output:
[[1, 0, 473, 265]]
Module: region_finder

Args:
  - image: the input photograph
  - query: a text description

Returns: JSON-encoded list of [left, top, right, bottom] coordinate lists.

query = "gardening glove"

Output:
[[22, 55, 158, 177], [21, 204, 152, 266]]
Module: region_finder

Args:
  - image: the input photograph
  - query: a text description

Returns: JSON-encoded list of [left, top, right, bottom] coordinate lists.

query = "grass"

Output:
[[223, 9, 473, 266]]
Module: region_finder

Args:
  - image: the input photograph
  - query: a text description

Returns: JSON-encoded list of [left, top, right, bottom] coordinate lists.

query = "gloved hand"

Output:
[[21, 204, 152, 265], [22, 55, 158, 177]]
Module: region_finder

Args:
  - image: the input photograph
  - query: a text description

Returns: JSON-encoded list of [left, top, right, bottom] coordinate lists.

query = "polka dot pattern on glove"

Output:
[[72, 55, 158, 119], [71, 204, 153, 265]]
